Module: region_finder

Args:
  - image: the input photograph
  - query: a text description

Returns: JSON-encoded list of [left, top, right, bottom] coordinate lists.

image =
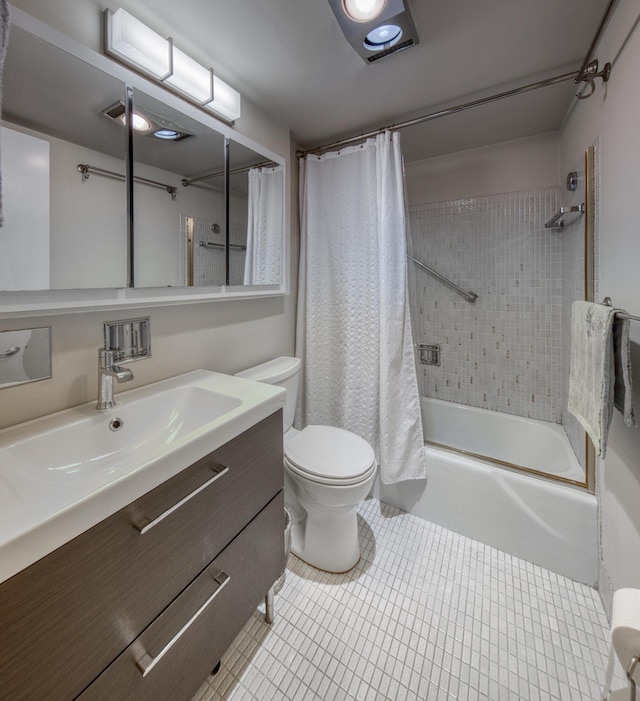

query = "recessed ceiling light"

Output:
[[120, 112, 152, 132], [153, 129, 181, 140], [342, 0, 386, 23], [364, 23, 402, 50]]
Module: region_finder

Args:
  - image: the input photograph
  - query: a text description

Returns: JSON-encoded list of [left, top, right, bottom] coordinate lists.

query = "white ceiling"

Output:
[[122, 0, 609, 161]]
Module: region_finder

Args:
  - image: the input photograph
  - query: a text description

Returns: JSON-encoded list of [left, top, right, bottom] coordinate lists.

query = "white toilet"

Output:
[[236, 356, 377, 573]]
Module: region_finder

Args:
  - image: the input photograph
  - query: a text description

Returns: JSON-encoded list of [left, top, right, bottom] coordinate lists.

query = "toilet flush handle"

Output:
[[0, 346, 20, 358]]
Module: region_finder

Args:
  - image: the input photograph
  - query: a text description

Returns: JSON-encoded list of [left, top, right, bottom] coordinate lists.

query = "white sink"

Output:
[[0, 370, 285, 583]]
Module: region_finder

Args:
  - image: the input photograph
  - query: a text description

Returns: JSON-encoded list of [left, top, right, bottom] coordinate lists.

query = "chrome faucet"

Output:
[[96, 317, 151, 411], [96, 349, 134, 410]]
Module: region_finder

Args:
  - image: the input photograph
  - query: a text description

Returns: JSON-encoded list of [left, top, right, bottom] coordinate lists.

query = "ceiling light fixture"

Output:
[[327, 0, 418, 63], [104, 9, 241, 123], [364, 24, 402, 50], [343, 0, 387, 22], [153, 129, 181, 140], [123, 112, 152, 132]]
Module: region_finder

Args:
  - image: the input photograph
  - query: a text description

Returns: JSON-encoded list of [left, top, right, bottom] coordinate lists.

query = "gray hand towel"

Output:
[[613, 316, 636, 427], [568, 301, 617, 457]]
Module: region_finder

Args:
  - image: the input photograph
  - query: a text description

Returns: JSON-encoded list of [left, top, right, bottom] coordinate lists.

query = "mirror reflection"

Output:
[[0, 26, 127, 291], [228, 141, 284, 286], [0, 327, 51, 388], [131, 89, 227, 288]]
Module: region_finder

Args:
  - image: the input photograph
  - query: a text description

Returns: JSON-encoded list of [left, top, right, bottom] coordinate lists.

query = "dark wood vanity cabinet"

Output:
[[0, 410, 284, 701]]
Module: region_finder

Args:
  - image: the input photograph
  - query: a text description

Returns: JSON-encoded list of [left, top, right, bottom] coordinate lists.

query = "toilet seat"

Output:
[[284, 425, 376, 486]]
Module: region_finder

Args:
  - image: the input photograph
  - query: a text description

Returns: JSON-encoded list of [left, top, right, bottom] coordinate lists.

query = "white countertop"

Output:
[[0, 370, 285, 584]]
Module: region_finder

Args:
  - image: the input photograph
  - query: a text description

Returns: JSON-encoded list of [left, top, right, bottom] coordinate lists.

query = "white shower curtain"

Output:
[[243, 165, 283, 285], [297, 131, 426, 484]]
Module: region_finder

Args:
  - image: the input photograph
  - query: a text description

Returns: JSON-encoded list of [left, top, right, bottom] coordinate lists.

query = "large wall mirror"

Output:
[[0, 9, 287, 313], [228, 141, 284, 287], [131, 88, 226, 289], [0, 24, 128, 291]]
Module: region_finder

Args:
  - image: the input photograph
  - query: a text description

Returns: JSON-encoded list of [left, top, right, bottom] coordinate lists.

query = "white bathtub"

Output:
[[422, 396, 585, 483], [374, 398, 598, 585]]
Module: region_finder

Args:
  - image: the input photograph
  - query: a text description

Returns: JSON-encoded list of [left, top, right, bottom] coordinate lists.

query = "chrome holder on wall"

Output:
[[545, 203, 585, 230]]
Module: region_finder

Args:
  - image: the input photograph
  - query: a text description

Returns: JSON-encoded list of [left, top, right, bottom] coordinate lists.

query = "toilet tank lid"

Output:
[[235, 356, 301, 384]]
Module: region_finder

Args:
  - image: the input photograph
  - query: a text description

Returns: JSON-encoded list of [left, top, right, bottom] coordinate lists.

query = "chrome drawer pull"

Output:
[[136, 571, 230, 677], [136, 464, 229, 535]]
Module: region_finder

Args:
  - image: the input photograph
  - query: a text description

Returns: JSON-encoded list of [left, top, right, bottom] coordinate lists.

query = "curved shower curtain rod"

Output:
[[296, 0, 617, 159]]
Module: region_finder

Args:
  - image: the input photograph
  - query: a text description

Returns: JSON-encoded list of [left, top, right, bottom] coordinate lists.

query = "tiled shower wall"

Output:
[[408, 187, 564, 423]]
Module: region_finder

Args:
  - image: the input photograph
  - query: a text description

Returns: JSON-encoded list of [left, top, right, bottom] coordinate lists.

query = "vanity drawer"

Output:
[[77, 492, 285, 701], [0, 410, 282, 701]]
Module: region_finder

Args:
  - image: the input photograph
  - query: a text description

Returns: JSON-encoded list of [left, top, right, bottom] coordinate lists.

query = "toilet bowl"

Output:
[[235, 357, 377, 573]]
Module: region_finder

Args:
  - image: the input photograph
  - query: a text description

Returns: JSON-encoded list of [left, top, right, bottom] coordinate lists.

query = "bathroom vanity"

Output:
[[0, 373, 286, 701]]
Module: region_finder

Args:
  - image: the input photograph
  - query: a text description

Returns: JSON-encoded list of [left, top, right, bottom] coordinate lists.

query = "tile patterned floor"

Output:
[[192, 498, 620, 700]]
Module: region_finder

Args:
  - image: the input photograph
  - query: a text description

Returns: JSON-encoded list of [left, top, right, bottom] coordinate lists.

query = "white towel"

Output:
[[568, 301, 617, 457]]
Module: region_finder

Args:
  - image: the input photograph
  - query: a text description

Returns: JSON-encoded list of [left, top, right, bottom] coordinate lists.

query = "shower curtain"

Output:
[[243, 165, 283, 285], [297, 131, 426, 484]]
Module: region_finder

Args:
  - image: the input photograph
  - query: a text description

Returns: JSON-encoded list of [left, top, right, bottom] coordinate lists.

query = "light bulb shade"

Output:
[[164, 47, 213, 104], [205, 76, 241, 122], [105, 9, 171, 79], [342, 0, 387, 22]]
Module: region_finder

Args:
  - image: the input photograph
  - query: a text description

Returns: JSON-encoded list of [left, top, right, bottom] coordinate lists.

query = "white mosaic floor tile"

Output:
[[193, 498, 622, 700]]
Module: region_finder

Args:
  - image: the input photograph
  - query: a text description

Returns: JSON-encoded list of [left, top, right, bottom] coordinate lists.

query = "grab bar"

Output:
[[407, 254, 478, 303]]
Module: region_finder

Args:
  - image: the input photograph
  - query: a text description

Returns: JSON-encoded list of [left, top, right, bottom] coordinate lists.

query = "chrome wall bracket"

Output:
[[576, 59, 611, 100]]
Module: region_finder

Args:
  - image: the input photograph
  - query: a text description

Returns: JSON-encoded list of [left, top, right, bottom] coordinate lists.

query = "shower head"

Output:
[[545, 204, 585, 229]]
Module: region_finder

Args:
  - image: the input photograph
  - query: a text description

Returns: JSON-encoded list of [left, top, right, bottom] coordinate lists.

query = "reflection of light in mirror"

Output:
[[120, 112, 152, 132], [153, 129, 181, 140]]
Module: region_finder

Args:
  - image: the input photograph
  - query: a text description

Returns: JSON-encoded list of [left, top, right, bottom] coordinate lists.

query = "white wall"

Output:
[[0, 2, 298, 430], [560, 0, 640, 613], [404, 132, 561, 205]]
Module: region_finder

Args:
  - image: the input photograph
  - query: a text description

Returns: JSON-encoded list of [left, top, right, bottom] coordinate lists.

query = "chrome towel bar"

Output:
[[603, 297, 640, 322]]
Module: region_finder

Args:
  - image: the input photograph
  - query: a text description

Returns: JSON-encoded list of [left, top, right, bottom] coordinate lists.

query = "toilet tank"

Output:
[[235, 357, 301, 432]]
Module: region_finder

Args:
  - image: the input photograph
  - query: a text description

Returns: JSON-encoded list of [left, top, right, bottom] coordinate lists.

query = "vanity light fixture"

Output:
[[105, 9, 172, 79], [104, 8, 241, 123], [164, 46, 214, 104]]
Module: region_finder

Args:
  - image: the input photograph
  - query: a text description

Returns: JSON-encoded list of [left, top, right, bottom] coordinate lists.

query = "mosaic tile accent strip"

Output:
[[192, 498, 622, 701], [408, 188, 564, 423]]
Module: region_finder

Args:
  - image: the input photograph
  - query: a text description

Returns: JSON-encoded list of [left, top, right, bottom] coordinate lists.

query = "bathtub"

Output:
[[374, 398, 598, 585], [422, 397, 585, 484]]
